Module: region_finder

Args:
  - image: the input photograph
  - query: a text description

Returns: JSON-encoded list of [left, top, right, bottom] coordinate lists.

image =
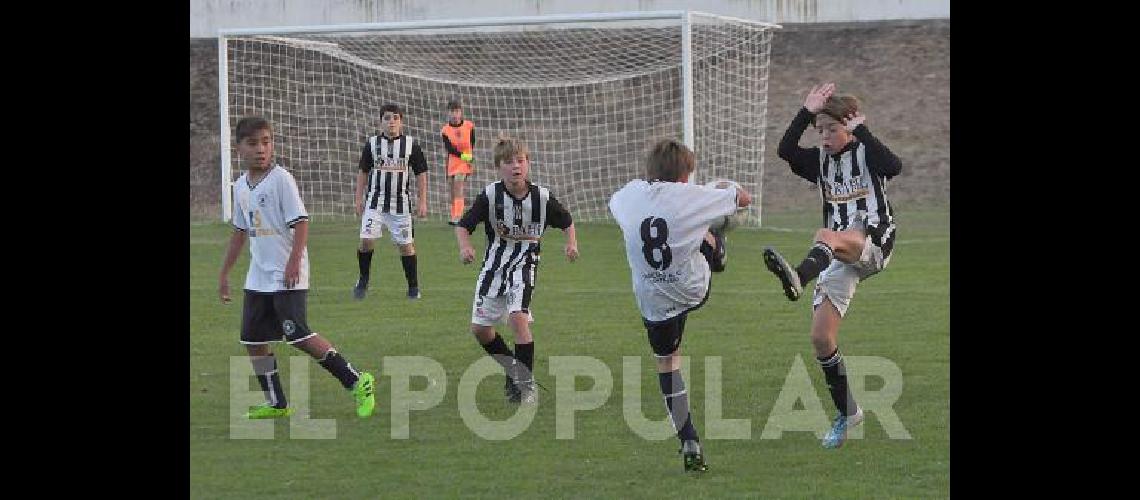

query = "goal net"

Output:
[[219, 11, 778, 226]]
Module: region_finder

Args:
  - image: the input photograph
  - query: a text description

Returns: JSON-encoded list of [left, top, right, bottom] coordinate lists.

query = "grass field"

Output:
[[189, 209, 949, 499]]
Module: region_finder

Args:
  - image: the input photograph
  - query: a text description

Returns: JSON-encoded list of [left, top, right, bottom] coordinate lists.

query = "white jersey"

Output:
[[609, 179, 738, 322], [231, 165, 310, 292]]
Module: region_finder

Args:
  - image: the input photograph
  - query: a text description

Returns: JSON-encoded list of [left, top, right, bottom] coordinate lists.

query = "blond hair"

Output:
[[493, 134, 529, 167]]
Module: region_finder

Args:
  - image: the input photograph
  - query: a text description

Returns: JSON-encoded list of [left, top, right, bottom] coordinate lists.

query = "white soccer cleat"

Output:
[[822, 406, 864, 449]]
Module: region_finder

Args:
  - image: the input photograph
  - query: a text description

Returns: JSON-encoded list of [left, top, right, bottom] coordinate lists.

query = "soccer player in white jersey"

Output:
[[219, 117, 376, 420], [353, 103, 430, 300], [454, 135, 578, 404], [764, 83, 902, 449], [609, 139, 752, 473]]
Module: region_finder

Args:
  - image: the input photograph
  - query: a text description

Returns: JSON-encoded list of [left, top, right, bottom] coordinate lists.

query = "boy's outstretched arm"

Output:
[[455, 226, 476, 264], [779, 83, 834, 182], [455, 191, 489, 264], [563, 223, 578, 262], [355, 140, 372, 216], [284, 220, 308, 289], [219, 229, 247, 303], [735, 186, 753, 208], [847, 113, 902, 178], [441, 133, 463, 158]]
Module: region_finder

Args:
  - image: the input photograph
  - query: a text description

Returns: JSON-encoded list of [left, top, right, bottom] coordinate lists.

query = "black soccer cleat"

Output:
[[407, 287, 421, 299], [762, 247, 802, 301], [504, 375, 522, 403], [352, 277, 368, 301], [710, 230, 727, 272]]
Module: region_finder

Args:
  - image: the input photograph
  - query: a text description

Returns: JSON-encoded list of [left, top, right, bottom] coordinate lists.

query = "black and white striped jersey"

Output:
[[358, 133, 428, 214], [778, 108, 902, 253], [458, 180, 573, 299]]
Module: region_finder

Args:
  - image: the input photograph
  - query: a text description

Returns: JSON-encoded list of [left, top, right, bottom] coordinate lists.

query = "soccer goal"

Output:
[[218, 11, 779, 226]]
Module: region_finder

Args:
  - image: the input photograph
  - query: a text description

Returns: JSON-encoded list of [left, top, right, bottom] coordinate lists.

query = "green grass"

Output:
[[190, 210, 949, 499]]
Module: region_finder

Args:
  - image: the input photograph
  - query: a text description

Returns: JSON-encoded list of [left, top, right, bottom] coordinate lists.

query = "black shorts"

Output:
[[240, 290, 314, 345], [644, 313, 690, 357], [642, 280, 712, 357]]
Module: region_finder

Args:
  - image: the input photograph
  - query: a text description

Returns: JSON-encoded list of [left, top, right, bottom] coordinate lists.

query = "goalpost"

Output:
[[218, 11, 779, 226]]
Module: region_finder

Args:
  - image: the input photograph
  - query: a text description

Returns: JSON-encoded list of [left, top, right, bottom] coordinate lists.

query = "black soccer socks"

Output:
[[401, 254, 418, 288], [357, 249, 374, 282], [318, 349, 361, 390], [514, 342, 534, 381], [659, 370, 699, 442], [796, 242, 834, 285], [818, 347, 856, 416], [251, 354, 288, 409]]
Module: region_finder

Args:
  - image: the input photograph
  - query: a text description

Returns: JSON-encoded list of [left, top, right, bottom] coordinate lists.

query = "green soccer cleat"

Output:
[[684, 453, 709, 473], [245, 404, 294, 420], [353, 372, 376, 418], [680, 440, 709, 473]]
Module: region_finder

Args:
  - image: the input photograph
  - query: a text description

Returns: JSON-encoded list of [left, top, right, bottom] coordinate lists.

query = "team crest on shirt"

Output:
[[257, 194, 267, 207], [495, 222, 541, 241], [823, 177, 870, 203], [642, 269, 683, 284], [282, 320, 296, 335], [377, 156, 408, 173]]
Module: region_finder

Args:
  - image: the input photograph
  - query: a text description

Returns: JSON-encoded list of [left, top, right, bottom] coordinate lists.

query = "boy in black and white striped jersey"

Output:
[[454, 135, 579, 404], [763, 83, 902, 449], [353, 103, 429, 300]]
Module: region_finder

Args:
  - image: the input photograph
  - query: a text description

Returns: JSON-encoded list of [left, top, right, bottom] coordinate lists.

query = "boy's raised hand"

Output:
[[804, 83, 835, 113]]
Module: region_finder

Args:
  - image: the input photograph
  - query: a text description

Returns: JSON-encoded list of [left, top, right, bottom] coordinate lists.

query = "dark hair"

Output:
[[447, 99, 462, 110], [812, 95, 860, 126], [235, 116, 271, 142], [380, 103, 403, 117], [645, 139, 695, 182]]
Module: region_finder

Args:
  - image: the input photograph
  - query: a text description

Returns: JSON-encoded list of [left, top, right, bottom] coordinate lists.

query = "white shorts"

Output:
[[359, 209, 414, 245], [812, 224, 894, 317], [470, 284, 534, 327]]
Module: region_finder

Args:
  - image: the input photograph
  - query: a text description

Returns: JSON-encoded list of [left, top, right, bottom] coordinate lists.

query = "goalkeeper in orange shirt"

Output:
[[441, 99, 476, 225]]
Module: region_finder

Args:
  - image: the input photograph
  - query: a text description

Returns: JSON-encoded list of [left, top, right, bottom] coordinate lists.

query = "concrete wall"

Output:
[[191, 0, 949, 37]]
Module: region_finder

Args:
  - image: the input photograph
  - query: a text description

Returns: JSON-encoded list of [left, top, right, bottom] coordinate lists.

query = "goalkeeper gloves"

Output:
[[460, 152, 474, 162]]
